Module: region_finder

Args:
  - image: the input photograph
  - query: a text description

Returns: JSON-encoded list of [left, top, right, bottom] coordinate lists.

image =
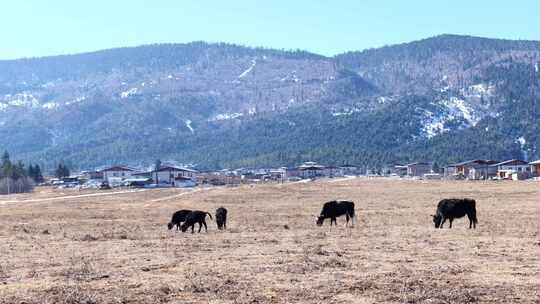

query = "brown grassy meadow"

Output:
[[0, 178, 539, 303]]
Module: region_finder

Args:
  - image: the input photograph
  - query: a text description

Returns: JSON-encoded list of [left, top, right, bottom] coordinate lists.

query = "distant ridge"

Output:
[[1, 34, 539, 170]]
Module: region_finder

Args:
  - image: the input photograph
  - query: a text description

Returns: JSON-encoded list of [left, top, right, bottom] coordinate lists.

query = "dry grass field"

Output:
[[0, 178, 539, 303]]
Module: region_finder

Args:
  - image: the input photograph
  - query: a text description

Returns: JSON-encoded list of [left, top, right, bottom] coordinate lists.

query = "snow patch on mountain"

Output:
[[238, 60, 256, 78], [535, 63, 539, 73], [42, 102, 59, 110], [4, 93, 39, 108], [280, 71, 299, 83], [422, 97, 487, 138], [185, 120, 194, 133], [332, 107, 360, 116], [120, 88, 139, 98], [443, 97, 480, 125], [209, 112, 244, 121], [517, 136, 528, 160], [66, 96, 87, 105]]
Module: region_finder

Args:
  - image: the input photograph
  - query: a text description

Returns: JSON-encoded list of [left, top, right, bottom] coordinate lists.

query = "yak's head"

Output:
[[432, 214, 442, 228], [167, 222, 174, 230], [316, 216, 325, 226], [180, 223, 189, 232]]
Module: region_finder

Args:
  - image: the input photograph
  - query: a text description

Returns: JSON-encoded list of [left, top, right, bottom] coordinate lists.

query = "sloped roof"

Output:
[[99, 165, 138, 172], [157, 165, 197, 173], [529, 160, 540, 165], [490, 159, 528, 167], [448, 159, 498, 167]]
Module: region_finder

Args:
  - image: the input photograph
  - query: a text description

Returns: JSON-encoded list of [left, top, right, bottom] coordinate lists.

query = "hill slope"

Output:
[[1, 35, 540, 170]]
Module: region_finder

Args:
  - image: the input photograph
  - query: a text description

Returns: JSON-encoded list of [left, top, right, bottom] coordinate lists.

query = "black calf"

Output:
[[215, 207, 228, 230], [168, 209, 192, 230], [181, 211, 213, 233]]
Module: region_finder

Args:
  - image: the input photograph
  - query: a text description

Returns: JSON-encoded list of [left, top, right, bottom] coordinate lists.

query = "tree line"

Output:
[[0, 151, 44, 194]]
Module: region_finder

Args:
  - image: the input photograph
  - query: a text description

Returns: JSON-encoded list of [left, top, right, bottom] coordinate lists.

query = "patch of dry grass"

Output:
[[0, 179, 539, 303]]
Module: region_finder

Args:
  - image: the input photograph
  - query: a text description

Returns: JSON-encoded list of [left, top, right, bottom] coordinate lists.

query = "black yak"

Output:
[[433, 198, 478, 229], [316, 200, 355, 226], [167, 209, 192, 230]]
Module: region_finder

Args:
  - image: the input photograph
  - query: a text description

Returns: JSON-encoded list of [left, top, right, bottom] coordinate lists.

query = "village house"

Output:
[[490, 159, 531, 179], [406, 162, 432, 177], [339, 164, 359, 176], [393, 164, 408, 176], [299, 162, 325, 179], [323, 166, 344, 178], [80, 170, 103, 181], [153, 164, 197, 187], [444, 160, 498, 180], [99, 165, 139, 183], [283, 167, 302, 180], [530, 160, 540, 177]]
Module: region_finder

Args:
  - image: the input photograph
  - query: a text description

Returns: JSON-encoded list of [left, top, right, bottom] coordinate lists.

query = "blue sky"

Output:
[[1, 1, 538, 59]]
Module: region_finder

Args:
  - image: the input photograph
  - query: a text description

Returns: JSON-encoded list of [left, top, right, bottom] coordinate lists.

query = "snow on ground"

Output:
[[185, 120, 194, 133], [238, 60, 256, 78], [120, 88, 138, 99], [0, 103, 8, 111]]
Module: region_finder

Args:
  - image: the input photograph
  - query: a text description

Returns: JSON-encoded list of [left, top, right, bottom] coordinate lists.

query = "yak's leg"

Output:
[[203, 221, 208, 232], [345, 214, 350, 227], [198, 222, 202, 233], [467, 214, 474, 229], [191, 224, 195, 233], [440, 217, 446, 229], [448, 218, 453, 229], [332, 217, 337, 226]]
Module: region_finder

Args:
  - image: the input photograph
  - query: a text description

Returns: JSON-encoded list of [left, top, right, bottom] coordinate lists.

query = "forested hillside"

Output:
[[1, 35, 539, 170]]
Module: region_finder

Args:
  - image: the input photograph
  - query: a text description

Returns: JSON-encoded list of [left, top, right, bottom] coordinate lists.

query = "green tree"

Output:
[[34, 165, 44, 183], [154, 159, 162, 184], [55, 162, 70, 179]]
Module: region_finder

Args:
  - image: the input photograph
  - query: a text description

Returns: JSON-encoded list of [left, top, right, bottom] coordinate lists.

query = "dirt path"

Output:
[[0, 189, 148, 206]]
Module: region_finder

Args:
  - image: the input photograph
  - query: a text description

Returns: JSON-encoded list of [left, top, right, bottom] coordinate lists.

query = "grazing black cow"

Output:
[[316, 200, 355, 227], [167, 209, 192, 230], [181, 211, 213, 233], [433, 198, 478, 229], [215, 207, 228, 230]]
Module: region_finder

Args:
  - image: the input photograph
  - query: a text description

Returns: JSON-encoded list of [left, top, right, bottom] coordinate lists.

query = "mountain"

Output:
[[1, 35, 540, 170]]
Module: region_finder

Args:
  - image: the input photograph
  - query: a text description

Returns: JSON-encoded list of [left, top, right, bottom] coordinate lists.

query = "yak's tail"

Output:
[[206, 212, 213, 220]]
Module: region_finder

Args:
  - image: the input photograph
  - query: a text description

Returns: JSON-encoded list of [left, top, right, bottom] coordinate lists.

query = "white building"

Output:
[[490, 159, 530, 179], [153, 165, 197, 187], [99, 165, 138, 183]]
